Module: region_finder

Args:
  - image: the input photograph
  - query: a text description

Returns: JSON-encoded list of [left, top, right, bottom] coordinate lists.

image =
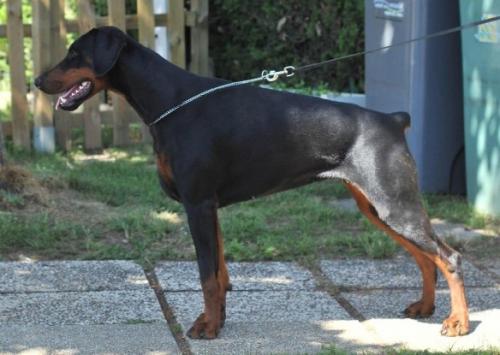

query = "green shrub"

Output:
[[209, 0, 365, 92]]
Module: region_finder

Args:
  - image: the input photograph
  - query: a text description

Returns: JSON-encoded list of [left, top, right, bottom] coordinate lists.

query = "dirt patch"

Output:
[[0, 165, 49, 208], [47, 189, 116, 224], [0, 165, 121, 232]]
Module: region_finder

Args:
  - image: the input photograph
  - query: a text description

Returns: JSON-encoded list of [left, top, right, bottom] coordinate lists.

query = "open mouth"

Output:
[[55, 80, 93, 111]]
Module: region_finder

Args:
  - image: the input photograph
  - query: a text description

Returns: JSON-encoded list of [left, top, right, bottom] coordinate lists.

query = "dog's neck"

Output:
[[107, 38, 214, 126]]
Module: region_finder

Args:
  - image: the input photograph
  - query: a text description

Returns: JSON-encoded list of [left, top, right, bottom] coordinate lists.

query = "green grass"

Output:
[[0, 146, 498, 265], [424, 194, 494, 230], [0, 212, 93, 258]]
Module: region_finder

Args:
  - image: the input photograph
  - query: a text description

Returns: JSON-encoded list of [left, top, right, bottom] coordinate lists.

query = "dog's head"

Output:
[[34, 26, 126, 111]]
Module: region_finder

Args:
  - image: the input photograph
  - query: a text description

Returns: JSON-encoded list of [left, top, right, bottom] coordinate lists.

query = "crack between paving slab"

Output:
[[304, 262, 366, 322], [145, 270, 193, 355], [303, 262, 397, 347]]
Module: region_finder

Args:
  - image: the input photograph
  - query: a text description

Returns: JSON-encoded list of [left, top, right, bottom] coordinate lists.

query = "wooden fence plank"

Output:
[[78, 0, 102, 153], [49, 0, 64, 62], [108, 0, 130, 146], [32, 0, 55, 152], [190, 0, 210, 76], [7, 0, 30, 150], [0, 13, 177, 37], [3, 110, 113, 137], [0, 118, 5, 165], [2, 0, 204, 153], [169, 0, 186, 69], [138, 0, 155, 48], [51, 0, 72, 151], [137, 0, 155, 143]]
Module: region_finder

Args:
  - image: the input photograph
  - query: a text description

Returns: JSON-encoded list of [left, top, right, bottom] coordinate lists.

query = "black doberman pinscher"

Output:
[[35, 26, 469, 339]]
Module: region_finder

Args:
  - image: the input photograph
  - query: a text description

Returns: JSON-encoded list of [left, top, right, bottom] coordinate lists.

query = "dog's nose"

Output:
[[34, 76, 42, 89]]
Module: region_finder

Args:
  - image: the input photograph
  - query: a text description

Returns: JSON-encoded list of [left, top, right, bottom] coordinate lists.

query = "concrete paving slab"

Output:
[[363, 312, 500, 352], [156, 261, 316, 291], [0, 290, 165, 325], [484, 259, 500, 280], [320, 256, 497, 289], [0, 324, 179, 355], [166, 290, 384, 354], [184, 321, 384, 355], [342, 287, 500, 321], [0, 260, 148, 292], [342, 288, 500, 351], [168, 290, 350, 322]]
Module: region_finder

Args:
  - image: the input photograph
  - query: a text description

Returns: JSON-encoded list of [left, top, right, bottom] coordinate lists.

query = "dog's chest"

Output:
[[156, 153, 180, 201]]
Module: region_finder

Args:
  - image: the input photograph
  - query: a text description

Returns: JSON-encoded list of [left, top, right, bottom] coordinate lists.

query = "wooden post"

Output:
[[32, 0, 55, 153], [108, 0, 130, 146], [0, 120, 5, 166], [78, 0, 102, 153], [137, 0, 155, 143], [7, 0, 30, 150], [190, 0, 210, 76], [51, 0, 72, 151], [168, 0, 186, 69], [138, 0, 155, 48]]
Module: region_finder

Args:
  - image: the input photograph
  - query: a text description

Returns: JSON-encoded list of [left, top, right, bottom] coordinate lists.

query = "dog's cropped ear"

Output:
[[91, 27, 127, 77]]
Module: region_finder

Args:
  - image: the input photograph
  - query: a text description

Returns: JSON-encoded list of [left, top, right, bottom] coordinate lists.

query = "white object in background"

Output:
[[33, 126, 55, 153], [154, 0, 170, 59]]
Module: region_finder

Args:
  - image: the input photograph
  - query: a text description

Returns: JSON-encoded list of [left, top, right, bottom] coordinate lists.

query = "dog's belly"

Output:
[[216, 167, 326, 207], [214, 133, 348, 207]]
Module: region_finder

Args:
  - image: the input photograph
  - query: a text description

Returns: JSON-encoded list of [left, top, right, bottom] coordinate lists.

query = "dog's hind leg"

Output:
[[330, 129, 469, 336], [345, 183, 437, 317], [345, 181, 469, 336]]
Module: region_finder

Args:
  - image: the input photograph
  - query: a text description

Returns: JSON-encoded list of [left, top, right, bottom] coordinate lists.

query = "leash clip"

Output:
[[262, 66, 295, 82]]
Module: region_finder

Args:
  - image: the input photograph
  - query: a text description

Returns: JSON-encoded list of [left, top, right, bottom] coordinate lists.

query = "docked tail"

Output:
[[390, 111, 411, 130]]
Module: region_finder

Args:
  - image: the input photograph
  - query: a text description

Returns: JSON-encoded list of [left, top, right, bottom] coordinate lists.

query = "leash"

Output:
[[150, 15, 500, 126], [149, 66, 295, 126], [294, 14, 500, 73]]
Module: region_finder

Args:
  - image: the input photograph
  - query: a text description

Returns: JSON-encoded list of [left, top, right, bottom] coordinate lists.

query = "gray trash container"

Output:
[[364, 0, 465, 194]]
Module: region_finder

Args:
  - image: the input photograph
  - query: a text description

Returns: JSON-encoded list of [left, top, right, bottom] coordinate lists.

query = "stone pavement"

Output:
[[0, 258, 498, 354]]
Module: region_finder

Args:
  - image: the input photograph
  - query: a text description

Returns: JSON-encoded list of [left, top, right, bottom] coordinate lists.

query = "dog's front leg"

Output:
[[184, 198, 227, 339]]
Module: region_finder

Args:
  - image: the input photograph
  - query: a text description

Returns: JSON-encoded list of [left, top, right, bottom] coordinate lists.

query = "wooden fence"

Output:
[[1, 0, 210, 152]]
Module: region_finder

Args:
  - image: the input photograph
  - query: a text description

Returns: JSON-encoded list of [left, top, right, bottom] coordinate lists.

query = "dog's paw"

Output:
[[187, 313, 220, 340], [403, 300, 435, 318], [440, 314, 469, 337]]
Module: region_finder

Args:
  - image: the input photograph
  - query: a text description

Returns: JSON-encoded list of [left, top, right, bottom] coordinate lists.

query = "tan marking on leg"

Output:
[[187, 208, 230, 339], [426, 253, 469, 336], [188, 274, 221, 339], [345, 182, 468, 335]]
